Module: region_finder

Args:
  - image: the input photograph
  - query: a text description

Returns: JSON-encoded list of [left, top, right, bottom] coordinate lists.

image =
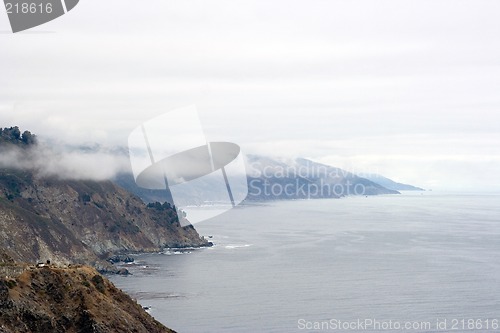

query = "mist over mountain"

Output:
[[113, 154, 407, 205], [0, 127, 130, 181], [0, 127, 210, 271], [0, 126, 419, 207]]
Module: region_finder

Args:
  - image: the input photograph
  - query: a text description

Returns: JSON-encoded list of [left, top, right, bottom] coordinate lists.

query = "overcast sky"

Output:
[[1, 0, 500, 191]]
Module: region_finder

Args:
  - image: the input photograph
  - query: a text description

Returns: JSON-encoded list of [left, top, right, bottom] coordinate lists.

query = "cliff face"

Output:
[[0, 128, 189, 332], [0, 265, 174, 333], [0, 169, 211, 268]]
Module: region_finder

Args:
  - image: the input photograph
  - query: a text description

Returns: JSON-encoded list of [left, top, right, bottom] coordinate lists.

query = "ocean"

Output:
[[109, 192, 500, 332]]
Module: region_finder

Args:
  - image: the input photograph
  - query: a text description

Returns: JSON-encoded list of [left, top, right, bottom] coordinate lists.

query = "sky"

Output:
[[1, 0, 500, 191]]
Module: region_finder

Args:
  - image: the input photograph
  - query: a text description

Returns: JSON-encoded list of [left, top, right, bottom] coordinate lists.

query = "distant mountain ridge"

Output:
[[244, 155, 400, 200], [6, 131, 421, 205], [30, 142, 420, 203], [114, 154, 407, 204]]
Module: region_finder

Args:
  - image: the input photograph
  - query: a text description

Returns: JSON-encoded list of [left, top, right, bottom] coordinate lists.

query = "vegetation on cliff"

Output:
[[0, 126, 36, 147], [0, 263, 174, 333]]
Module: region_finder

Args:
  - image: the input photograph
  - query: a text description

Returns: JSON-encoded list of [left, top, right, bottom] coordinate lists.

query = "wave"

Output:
[[225, 244, 253, 249]]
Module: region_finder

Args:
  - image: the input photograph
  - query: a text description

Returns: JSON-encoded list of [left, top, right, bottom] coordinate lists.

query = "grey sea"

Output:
[[110, 192, 500, 333]]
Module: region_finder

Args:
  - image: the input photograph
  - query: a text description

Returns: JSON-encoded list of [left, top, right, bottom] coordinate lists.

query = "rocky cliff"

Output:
[[0, 264, 174, 333], [0, 127, 200, 332], [0, 127, 211, 270], [0, 169, 211, 269]]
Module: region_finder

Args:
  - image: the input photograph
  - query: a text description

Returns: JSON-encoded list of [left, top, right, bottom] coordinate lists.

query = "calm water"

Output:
[[110, 192, 500, 332]]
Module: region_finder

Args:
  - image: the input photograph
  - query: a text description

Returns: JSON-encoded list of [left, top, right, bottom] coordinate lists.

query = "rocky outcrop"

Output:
[[0, 265, 175, 333]]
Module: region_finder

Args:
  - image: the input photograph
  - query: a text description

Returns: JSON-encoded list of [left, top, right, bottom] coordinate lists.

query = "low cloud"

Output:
[[0, 141, 131, 181]]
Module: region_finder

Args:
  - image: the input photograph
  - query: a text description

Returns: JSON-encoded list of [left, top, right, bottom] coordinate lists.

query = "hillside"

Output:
[[115, 155, 401, 204], [0, 127, 211, 270], [0, 169, 210, 269], [244, 155, 399, 200], [0, 264, 174, 333]]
